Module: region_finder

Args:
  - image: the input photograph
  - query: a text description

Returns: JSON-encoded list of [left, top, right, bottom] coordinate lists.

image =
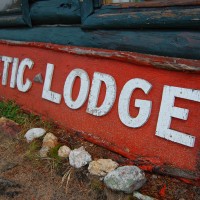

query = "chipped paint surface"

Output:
[[1, 40, 200, 72], [0, 40, 199, 180]]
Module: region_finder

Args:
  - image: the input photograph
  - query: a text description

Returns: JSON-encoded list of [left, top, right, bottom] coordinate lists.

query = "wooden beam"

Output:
[[0, 15, 29, 27], [0, 0, 22, 15], [1, 39, 200, 72], [0, 0, 31, 27], [81, 0, 94, 22], [0, 27, 199, 60], [82, 6, 200, 29], [105, 0, 200, 8], [30, 0, 81, 25]]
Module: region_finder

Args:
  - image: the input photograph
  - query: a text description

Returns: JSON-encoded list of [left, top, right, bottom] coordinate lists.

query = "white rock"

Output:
[[88, 159, 119, 176], [24, 128, 46, 142], [58, 145, 71, 158], [151, 175, 158, 179], [39, 146, 50, 158], [43, 132, 58, 148], [133, 192, 157, 200], [69, 146, 92, 168], [104, 166, 146, 194]]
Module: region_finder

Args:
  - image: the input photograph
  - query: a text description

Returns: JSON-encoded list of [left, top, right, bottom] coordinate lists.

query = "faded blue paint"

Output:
[[0, 27, 199, 59]]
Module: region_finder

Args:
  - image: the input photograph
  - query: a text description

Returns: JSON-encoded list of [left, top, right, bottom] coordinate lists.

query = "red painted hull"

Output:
[[0, 40, 199, 180]]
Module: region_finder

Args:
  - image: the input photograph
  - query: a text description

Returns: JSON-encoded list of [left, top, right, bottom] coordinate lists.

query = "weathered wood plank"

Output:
[[81, 0, 94, 22], [0, 0, 31, 27], [30, 0, 81, 25], [0, 0, 22, 15], [0, 27, 199, 59], [82, 6, 200, 29], [104, 0, 200, 8], [94, 0, 103, 8], [0, 15, 28, 27], [1, 39, 200, 72]]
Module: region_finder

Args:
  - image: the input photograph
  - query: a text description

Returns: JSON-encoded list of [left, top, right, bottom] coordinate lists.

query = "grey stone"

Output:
[[104, 166, 146, 194], [69, 146, 92, 168], [133, 192, 157, 200], [33, 73, 43, 83]]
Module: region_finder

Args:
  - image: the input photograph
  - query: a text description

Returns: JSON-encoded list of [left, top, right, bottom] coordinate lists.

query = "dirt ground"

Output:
[[0, 120, 199, 200]]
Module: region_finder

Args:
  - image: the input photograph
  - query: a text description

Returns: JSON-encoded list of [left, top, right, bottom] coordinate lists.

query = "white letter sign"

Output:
[[87, 72, 116, 116], [156, 86, 200, 147], [64, 69, 90, 109], [118, 78, 152, 128], [42, 63, 61, 104], [10, 58, 19, 88], [17, 58, 34, 92], [1, 56, 12, 86]]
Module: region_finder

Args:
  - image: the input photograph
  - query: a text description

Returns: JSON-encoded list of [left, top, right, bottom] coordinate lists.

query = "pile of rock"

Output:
[[24, 128, 153, 199]]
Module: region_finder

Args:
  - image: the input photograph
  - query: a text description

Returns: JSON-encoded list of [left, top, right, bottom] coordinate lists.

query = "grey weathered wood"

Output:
[[0, 0, 21, 15], [0, 27, 199, 60], [0, 0, 31, 27], [30, 0, 81, 25], [153, 165, 198, 180]]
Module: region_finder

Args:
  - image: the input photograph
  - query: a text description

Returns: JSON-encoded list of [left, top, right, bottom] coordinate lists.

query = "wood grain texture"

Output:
[[0, 27, 199, 60], [30, 0, 81, 25], [105, 0, 200, 8], [82, 6, 200, 29], [1, 39, 200, 72]]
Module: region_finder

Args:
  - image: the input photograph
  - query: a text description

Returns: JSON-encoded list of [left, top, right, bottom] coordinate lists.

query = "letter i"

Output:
[[10, 58, 19, 88]]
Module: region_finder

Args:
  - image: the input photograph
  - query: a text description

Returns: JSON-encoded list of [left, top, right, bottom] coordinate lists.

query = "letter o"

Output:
[[63, 69, 90, 109]]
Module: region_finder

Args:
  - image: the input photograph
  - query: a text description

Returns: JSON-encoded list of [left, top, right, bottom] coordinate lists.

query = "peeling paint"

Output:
[[0, 40, 199, 72]]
